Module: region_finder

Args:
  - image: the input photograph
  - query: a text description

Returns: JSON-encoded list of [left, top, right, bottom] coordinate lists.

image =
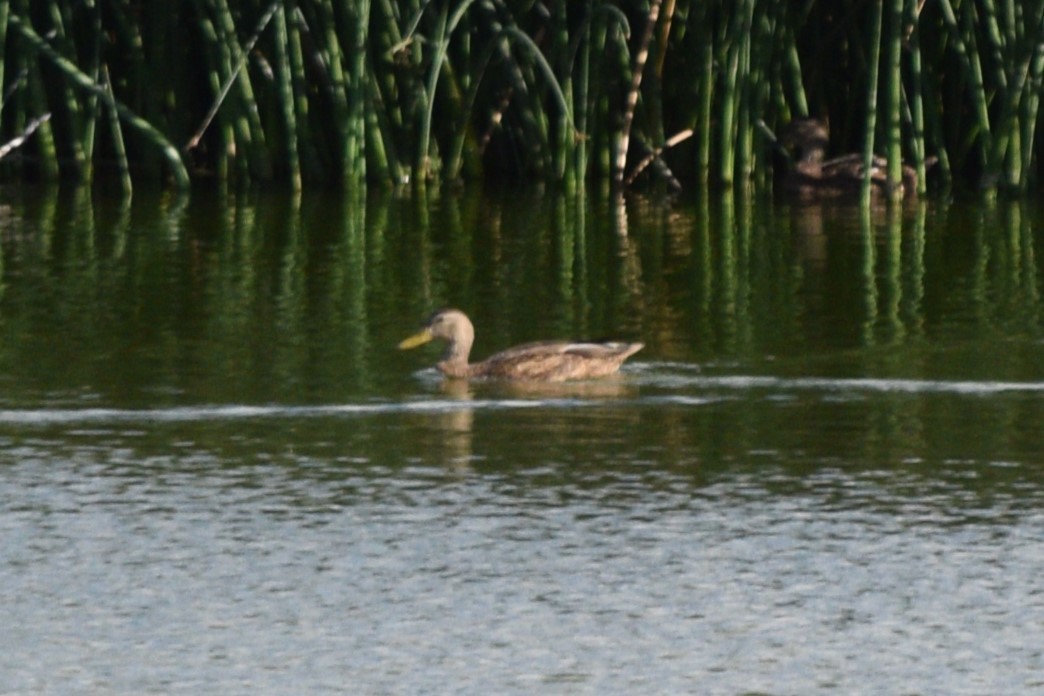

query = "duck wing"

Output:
[[474, 341, 644, 381]]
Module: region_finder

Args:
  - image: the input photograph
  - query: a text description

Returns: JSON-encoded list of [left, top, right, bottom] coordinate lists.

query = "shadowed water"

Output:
[[1, 186, 1042, 693]]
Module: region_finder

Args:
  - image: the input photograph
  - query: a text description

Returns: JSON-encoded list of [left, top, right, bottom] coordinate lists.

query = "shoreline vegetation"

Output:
[[1, 1, 1043, 198]]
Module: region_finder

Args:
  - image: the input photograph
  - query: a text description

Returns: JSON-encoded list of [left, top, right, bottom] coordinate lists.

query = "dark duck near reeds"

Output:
[[778, 118, 931, 200], [398, 309, 644, 382]]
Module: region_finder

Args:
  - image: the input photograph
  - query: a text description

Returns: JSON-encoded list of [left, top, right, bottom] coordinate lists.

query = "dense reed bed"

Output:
[[1, 0, 1043, 196]]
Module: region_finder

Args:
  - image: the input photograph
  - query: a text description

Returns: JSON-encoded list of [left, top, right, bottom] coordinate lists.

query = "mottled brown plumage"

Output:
[[398, 309, 644, 381], [779, 118, 930, 200]]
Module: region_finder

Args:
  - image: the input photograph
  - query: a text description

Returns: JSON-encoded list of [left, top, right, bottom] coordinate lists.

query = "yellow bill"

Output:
[[397, 328, 434, 350]]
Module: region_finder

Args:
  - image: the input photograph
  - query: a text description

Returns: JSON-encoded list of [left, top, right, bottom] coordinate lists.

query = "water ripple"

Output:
[[640, 362, 1044, 394], [1, 371, 1041, 425]]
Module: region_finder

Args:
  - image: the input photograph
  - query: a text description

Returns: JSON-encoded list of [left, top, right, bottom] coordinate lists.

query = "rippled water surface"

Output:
[[1, 188, 1043, 693]]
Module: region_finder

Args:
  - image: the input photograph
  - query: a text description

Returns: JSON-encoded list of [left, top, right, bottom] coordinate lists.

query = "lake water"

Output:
[[1, 185, 1042, 693]]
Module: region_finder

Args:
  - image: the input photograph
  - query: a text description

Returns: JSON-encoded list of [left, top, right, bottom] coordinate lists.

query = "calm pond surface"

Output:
[[1, 185, 1042, 694]]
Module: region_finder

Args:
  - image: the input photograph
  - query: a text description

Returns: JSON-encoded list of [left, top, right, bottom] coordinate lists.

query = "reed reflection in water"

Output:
[[0, 186, 1042, 693]]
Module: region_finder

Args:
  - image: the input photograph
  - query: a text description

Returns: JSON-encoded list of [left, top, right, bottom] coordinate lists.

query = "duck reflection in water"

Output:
[[398, 308, 644, 382]]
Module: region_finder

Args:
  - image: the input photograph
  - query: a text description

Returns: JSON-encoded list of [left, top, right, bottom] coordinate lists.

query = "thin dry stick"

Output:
[[623, 127, 692, 187], [0, 112, 51, 159], [613, 0, 662, 188], [185, 0, 281, 150]]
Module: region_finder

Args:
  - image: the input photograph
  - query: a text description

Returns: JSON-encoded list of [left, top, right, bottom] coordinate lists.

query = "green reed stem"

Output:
[[272, 5, 300, 190], [286, 5, 323, 181], [737, 1, 764, 184], [862, 0, 884, 199], [1015, 6, 1044, 190], [783, 29, 808, 118], [81, 0, 105, 184], [101, 64, 131, 198], [695, 4, 712, 185], [1019, 29, 1044, 192], [961, 0, 994, 170], [315, 0, 352, 177], [883, 0, 904, 197], [416, 0, 450, 178], [44, 0, 88, 177], [364, 70, 397, 184], [549, 0, 571, 182], [189, 0, 236, 178], [24, 50, 59, 180], [188, 0, 279, 179], [719, 0, 754, 186], [344, 0, 371, 183], [503, 28, 578, 150], [105, 0, 154, 177], [574, 0, 593, 182], [0, 0, 8, 113], [445, 34, 497, 182], [214, 0, 273, 179], [978, 0, 1009, 91], [481, 13, 554, 177], [406, 0, 485, 179], [8, 13, 190, 188], [568, 3, 630, 181], [0, 0, 1042, 193], [905, 0, 929, 194]]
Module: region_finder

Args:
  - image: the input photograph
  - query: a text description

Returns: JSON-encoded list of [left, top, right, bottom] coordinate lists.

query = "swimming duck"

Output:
[[779, 118, 928, 199], [398, 308, 644, 381]]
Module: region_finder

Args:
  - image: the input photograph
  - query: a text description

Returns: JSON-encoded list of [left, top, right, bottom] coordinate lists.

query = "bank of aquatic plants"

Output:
[[1, 0, 1043, 195]]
